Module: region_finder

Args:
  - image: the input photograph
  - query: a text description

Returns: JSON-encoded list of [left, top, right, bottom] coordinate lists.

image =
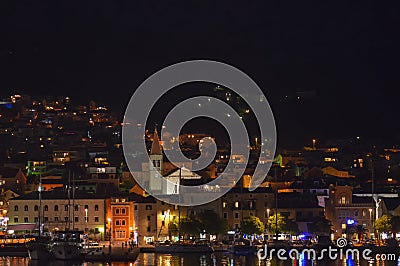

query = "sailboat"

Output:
[[155, 168, 213, 253], [50, 171, 84, 260], [27, 175, 52, 260]]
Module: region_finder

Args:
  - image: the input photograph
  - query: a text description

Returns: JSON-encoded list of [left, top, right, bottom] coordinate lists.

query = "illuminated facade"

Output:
[[325, 186, 375, 240], [109, 197, 134, 242], [8, 191, 109, 240]]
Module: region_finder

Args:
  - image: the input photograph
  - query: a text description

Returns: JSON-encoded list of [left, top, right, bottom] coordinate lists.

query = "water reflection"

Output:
[[1, 254, 400, 266], [135, 253, 400, 266]]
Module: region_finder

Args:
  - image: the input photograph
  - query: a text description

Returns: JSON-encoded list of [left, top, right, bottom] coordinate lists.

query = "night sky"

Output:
[[2, 1, 399, 147]]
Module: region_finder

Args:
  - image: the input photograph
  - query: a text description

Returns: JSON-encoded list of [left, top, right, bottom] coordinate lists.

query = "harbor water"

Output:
[[1, 253, 400, 266]]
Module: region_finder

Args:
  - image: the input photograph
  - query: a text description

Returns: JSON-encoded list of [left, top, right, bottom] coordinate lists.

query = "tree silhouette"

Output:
[[242, 216, 264, 235]]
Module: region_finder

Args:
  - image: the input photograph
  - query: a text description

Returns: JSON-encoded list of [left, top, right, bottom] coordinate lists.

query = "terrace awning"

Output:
[[7, 223, 38, 231]]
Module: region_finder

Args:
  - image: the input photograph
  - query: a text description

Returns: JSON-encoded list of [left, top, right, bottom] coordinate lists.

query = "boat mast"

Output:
[[72, 171, 75, 230], [178, 168, 181, 243], [67, 170, 71, 231], [274, 166, 278, 241], [38, 174, 42, 237]]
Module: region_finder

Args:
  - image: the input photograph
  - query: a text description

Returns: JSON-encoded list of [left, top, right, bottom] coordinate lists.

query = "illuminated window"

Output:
[[341, 223, 346, 229], [96, 168, 106, 173], [223, 202, 227, 208], [235, 202, 239, 208], [339, 196, 347, 204]]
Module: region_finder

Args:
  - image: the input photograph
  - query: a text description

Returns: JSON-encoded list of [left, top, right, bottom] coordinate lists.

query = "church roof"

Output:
[[150, 129, 162, 155]]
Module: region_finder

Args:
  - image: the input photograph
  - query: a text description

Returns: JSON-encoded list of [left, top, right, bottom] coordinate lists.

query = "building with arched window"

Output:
[[325, 186, 375, 240]]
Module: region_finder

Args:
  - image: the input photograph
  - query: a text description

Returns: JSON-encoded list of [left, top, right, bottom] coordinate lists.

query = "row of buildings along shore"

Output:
[[1, 94, 400, 244]]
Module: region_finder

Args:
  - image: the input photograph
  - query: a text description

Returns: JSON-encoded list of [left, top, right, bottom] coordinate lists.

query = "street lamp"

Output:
[[107, 218, 112, 244], [84, 208, 88, 249], [369, 208, 373, 238], [266, 209, 270, 241]]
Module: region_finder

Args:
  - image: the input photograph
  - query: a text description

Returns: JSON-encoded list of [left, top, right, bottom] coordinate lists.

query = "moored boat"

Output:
[[27, 237, 52, 260], [27, 175, 52, 260], [229, 238, 257, 256], [50, 230, 84, 260]]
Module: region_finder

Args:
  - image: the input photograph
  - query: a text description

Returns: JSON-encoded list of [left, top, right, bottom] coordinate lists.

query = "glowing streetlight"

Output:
[[107, 218, 112, 244], [369, 208, 373, 238], [266, 208, 271, 241], [84, 208, 88, 249]]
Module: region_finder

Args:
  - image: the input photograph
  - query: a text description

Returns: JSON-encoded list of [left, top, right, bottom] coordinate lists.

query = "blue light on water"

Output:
[[346, 257, 354, 266], [299, 252, 306, 266]]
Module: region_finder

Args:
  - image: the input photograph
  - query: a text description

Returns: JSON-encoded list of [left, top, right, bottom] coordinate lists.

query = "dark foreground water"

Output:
[[1, 253, 399, 266]]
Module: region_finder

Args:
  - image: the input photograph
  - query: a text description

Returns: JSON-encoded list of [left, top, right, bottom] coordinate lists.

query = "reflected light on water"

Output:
[[299, 253, 306, 266], [347, 257, 355, 266], [2, 253, 400, 266], [158, 254, 172, 266]]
